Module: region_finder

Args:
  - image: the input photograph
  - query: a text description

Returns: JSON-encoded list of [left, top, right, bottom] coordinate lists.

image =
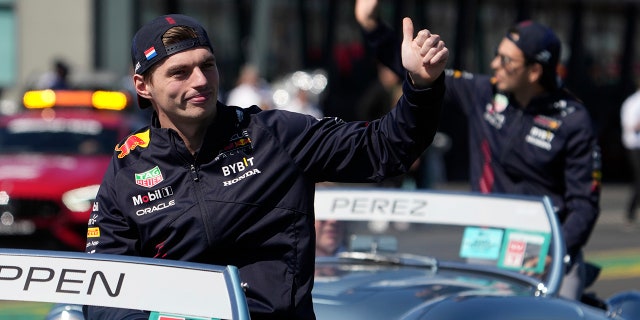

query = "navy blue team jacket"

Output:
[[84, 74, 444, 320], [362, 21, 601, 260]]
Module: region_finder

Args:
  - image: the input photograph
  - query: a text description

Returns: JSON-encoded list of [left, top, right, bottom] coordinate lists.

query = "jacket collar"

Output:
[[148, 102, 242, 163]]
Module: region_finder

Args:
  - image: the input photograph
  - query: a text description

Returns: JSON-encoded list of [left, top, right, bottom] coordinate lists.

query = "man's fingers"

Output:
[[402, 17, 414, 44], [418, 38, 446, 65], [426, 41, 448, 65], [418, 33, 439, 56], [433, 45, 449, 65]]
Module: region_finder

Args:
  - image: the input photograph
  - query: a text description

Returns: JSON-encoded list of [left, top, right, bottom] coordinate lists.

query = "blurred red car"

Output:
[[0, 89, 142, 251]]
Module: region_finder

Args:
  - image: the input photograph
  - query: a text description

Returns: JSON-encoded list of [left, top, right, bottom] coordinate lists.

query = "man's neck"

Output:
[[159, 114, 215, 155], [513, 84, 545, 108]]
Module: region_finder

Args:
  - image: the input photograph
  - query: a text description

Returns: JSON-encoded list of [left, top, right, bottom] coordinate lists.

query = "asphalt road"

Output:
[[582, 183, 640, 299]]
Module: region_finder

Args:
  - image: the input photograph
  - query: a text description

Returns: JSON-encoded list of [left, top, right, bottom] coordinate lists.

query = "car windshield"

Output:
[[0, 117, 118, 155], [318, 220, 549, 268]]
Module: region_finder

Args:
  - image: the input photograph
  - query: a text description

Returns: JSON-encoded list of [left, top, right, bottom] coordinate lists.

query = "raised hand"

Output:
[[401, 18, 448, 87], [354, 0, 379, 31]]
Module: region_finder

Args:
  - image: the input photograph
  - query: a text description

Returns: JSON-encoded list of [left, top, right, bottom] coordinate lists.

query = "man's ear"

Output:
[[133, 74, 152, 100], [528, 63, 543, 84]]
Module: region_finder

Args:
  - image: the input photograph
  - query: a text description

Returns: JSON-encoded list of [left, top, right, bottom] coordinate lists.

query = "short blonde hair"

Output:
[[143, 26, 201, 81]]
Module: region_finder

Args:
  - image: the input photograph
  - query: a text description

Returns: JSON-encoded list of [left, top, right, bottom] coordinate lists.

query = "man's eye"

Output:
[[171, 70, 187, 77]]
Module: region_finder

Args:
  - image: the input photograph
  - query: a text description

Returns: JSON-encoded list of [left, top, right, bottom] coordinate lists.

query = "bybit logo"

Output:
[[222, 157, 255, 176]]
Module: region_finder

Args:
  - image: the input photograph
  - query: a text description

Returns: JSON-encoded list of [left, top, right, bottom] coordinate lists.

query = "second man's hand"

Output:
[[354, 0, 380, 32]]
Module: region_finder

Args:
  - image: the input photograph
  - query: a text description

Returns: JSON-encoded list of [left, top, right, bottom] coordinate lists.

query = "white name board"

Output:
[[0, 250, 248, 319], [314, 189, 551, 232]]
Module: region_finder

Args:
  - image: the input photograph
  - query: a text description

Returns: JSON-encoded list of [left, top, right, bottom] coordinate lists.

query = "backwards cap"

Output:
[[131, 14, 213, 108], [506, 20, 560, 70], [506, 20, 561, 90]]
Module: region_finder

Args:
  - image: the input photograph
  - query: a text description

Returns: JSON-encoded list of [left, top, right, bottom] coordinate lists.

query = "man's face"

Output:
[[315, 220, 345, 257], [490, 38, 531, 93], [144, 47, 219, 125]]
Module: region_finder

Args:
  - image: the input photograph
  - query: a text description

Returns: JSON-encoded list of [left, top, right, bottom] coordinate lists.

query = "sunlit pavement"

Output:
[[588, 248, 640, 280], [0, 301, 53, 319], [584, 185, 640, 272]]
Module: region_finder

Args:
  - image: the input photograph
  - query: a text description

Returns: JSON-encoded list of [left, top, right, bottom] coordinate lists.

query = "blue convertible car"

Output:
[[312, 188, 640, 320]]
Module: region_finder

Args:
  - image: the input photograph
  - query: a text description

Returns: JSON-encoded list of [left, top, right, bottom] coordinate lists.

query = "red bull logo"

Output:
[[222, 137, 252, 151], [116, 129, 150, 158]]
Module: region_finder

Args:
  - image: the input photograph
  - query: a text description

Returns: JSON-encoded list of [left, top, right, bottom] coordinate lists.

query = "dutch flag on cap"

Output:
[[144, 47, 157, 60]]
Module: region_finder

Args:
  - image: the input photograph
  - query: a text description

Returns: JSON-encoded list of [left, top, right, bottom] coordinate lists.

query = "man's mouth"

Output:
[[188, 92, 213, 103]]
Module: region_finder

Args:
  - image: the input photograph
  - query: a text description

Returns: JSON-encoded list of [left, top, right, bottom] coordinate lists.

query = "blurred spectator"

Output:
[[279, 88, 323, 118], [315, 219, 346, 257], [419, 132, 452, 188], [620, 79, 640, 226], [36, 59, 70, 90], [322, 41, 375, 122], [314, 217, 347, 277], [315, 183, 347, 257], [78, 139, 101, 155], [355, 63, 449, 189], [356, 62, 402, 121], [355, 63, 411, 188], [225, 64, 273, 109]]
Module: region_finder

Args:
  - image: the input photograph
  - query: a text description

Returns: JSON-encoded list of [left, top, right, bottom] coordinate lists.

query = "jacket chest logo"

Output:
[[483, 94, 508, 129], [221, 157, 261, 187], [222, 157, 255, 176], [116, 129, 150, 158], [215, 130, 253, 161], [525, 115, 561, 151], [135, 166, 164, 188], [525, 126, 554, 151]]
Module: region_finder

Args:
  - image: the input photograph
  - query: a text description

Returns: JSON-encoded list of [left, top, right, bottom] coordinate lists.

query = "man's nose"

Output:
[[191, 67, 208, 85]]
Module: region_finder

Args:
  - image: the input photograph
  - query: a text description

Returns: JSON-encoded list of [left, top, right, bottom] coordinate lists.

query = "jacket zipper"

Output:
[[190, 163, 200, 181], [189, 161, 213, 243], [499, 107, 525, 163]]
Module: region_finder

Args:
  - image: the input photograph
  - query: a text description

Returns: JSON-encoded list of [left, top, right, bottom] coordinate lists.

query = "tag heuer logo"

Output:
[[135, 166, 164, 188]]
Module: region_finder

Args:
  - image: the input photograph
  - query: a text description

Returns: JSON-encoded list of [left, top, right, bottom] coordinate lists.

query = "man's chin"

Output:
[[495, 83, 511, 93]]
